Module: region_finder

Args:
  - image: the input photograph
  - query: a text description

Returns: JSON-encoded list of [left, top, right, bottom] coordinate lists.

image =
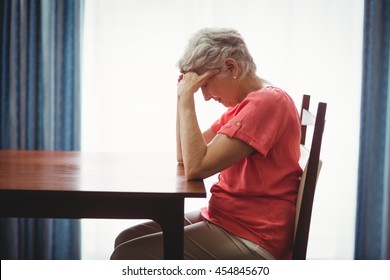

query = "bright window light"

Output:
[[81, 0, 363, 259]]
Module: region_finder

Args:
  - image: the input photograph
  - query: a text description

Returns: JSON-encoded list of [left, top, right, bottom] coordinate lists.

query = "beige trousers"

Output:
[[110, 210, 274, 260]]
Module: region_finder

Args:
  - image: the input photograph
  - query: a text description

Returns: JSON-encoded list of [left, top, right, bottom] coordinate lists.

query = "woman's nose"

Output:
[[202, 89, 212, 101]]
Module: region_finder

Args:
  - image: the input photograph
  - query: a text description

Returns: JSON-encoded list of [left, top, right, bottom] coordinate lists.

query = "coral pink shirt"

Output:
[[201, 86, 302, 259]]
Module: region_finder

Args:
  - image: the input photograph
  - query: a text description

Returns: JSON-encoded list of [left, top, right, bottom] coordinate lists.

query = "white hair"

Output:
[[177, 28, 256, 77]]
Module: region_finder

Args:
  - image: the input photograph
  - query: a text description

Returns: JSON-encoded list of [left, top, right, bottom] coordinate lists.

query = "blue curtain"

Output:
[[355, 0, 390, 259], [0, 0, 83, 259]]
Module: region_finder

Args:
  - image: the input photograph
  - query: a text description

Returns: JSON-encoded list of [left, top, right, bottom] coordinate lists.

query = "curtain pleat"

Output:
[[356, 0, 390, 260], [0, 0, 83, 259]]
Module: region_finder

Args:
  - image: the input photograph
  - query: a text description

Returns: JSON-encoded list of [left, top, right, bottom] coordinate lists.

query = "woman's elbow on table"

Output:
[[184, 164, 216, 181], [184, 165, 209, 181]]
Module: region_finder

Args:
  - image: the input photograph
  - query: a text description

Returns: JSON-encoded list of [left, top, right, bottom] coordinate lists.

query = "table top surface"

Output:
[[0, 150, 206, 198]]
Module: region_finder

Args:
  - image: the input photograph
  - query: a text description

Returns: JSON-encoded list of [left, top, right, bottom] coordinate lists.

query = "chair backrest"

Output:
[[292, 94, 327, 260]]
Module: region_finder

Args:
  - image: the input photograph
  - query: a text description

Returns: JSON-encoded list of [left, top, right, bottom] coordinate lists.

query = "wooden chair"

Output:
[[292, 94, 327, 260]]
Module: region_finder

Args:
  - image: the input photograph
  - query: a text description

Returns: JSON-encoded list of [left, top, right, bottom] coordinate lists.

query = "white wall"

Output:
[[81, 0, 364, 259]]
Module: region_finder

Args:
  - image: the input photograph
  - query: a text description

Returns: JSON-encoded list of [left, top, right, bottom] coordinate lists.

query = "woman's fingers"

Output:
[[177, 73, 184, 83], [177, 69, 220, 97]]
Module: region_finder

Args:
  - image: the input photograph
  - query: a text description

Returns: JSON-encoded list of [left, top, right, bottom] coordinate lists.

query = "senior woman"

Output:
[[111, 28, 302, 260]]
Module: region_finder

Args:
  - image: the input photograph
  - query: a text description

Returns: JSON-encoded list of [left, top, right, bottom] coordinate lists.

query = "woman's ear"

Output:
[[225, 58, 239, 77]]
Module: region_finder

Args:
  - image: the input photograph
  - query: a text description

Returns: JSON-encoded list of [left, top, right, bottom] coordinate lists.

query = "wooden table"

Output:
[[0, 150, 206, 259]]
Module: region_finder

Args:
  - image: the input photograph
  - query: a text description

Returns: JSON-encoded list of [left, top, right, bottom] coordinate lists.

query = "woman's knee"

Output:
[[111, 232, 164, 260], [114, 221, 161, 248]]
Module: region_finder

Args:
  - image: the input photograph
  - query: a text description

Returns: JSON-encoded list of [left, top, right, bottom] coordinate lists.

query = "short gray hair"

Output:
[[177, 28, 256, 77]]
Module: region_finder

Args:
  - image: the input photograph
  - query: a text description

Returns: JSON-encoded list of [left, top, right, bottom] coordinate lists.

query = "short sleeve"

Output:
[[217, 88, 294, 157], [211, 106, 239, 134]]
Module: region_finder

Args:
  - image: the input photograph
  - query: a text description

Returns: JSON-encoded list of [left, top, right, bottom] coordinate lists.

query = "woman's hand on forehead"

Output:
[[177, 69, 220, 101], [177, 69, 220, 96]]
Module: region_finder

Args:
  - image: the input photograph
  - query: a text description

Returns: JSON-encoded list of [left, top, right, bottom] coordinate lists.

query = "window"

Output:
[[82, 0, 363, 259]]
